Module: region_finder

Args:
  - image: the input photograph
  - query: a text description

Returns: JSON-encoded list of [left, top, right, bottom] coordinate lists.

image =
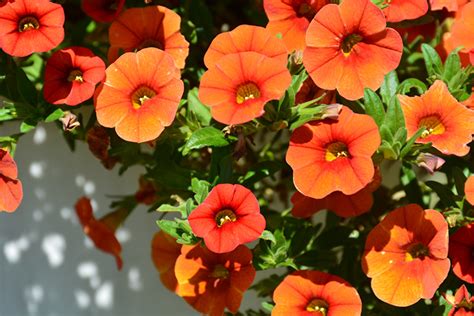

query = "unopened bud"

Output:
[[321, 104, 343, 120], [59, 111, 80, 131], [416, 153, 445, 174]]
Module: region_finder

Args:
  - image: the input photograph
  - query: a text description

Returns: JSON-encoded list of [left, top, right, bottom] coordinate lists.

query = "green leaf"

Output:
[[260, 230, 276, 244], [443, 49, 462, 82], [397, 78, 427, 95], [191, 178, 210, 204], [187, 88, 211, 126], [421, 43, 444, 77], [15, 66, 38, 106], [157, 203, 187, 214], [363, 89, 385, 127], [400, 127, 425, 159], [20, 120, 36, 133], [426, 181, 457, 208], [183, 127, 234, 155], [44, 108, 64, 123], [383, 96, 405, 136], [380, 71, 399, 105]]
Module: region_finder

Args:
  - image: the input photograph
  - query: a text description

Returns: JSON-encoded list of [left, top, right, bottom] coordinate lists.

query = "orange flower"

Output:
[[442, 2, 474, 65], [264, 0, 329, 52], [399, 80, 474, 157], [151, 231, 181, 292], [204, 24, 288, 69], [174, 244, 256, 316], [272, 270, 362, 315], [0, 0, 65, 57], [286, 106, 380, 199], [382, 0, 428, 22], [466, 176, 474, 205], [362, 204, 450, 307], [108, 5, 189, 69], [198, 52, 291, 125], [430, 0, 459, 11], [86, 126, 117, 170], [0, 149, 23, 213], [303, 0, 403, 101], [291, 169, 381, 218], [75, 197, 129, 270], [94, 47, 184, 143]]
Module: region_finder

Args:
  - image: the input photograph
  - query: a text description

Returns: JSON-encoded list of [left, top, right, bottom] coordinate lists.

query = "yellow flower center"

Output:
[[405, 243, 430, 262], [67, 69, 84, 83], [306, 298, 329, 315], [418, 115, 445, 138], [325, 142, 350, 162], [215, 209, 237, 227], [236, 83, 260, 104], [131, 86, 156, 109], [341, 34, 363, 56], [18, 16, 40, 32], [210, 264, 229, 279]]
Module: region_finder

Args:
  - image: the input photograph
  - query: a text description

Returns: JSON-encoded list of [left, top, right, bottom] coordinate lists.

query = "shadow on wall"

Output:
[[0, 123, 204, 316]]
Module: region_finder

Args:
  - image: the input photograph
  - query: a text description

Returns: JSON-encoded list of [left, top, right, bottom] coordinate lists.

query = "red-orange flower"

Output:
[[362, 204, 450, 307], [0, 0, 65, 57], [291, 169, 381, 218], [75, 197, 129, 270], [445, 285, 474, 316], [151, 231, 181, 292], [81, 0, 125, 23], [442, 2, 474, 66], [108, 5, 189, 69], [44, 46, 105, 106], [382, 0, 428, 22], [399, 80, 474, 157], [188, 184, 265, 253], [449, 224, 474, 283], [0, 0, 12, 8], [272, 270, 362, 315], [199, 52, 291, 125], [0, 149, 23, 213], [94, 47, 184, 143], [264, 0, 329, 52], [465, 176, 474, 205], [204, 24, 288, 69], [286, 106, 380, 199], [174, 244, 256, 316], [303, 0, 403, 101]]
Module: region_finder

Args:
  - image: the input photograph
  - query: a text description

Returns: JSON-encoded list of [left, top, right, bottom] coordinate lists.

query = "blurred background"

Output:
[[0, 122, 261, 316]]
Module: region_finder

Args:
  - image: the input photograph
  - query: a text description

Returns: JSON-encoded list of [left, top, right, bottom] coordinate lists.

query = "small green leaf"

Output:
[[397, 78, 427, 95], [20, 120, 36, 133], [187, 88, 211, 126], [45, 108, 64, 123], [363, 88, 385, 127], [443, 49, 462, 82], [260, 230, 276, 244], [383, 96, 405, 136], [421, 43, 444, 77], [380, 71, 399, 105], [191, 178, 210, 204], [183, 126, 234, 155]]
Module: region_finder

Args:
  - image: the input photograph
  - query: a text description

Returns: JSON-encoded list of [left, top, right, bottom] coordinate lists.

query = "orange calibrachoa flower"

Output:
[[204, 24, 288, 69], [199, 52, 291, 125], [264, 0, 329, 52], [362, 204, 450, 307], [44, 46, 106, 106], [430, 0, 459, 11], [442, 2, 474, 65], [174, 244, 256, 316], [303, 0, 403, 101], [272, 270, 362, 315], [449, 224, 474, 283], [399, 80, 474, 157], [188, 184, 265, 253], [108, 5, 189, 68], [81, 0, 125, 23], [382, 0, 428, 22], [0, 0, 12, 8], [291, 170, 381, 218], [151, 231, 181, 292], [286, 106, 380, 199], [0, 0, 65, 57], [0, 149, 23, 213], [445, 285, 474, 315], [465, 176, 474, 205], [75, 197, 129, 270], [94, 47, 184, 143]]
